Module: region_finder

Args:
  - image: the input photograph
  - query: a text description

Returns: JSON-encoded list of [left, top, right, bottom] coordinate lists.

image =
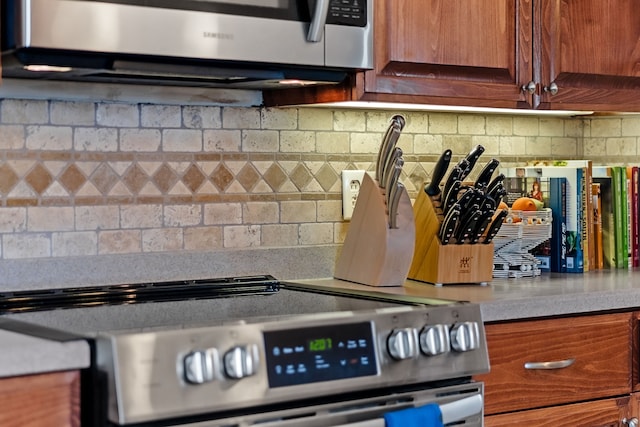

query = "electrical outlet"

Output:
[[342, 170, 366, 220]]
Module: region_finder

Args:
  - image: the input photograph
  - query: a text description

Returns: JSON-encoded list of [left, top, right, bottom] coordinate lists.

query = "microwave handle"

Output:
[[307, 0, 330, 42]]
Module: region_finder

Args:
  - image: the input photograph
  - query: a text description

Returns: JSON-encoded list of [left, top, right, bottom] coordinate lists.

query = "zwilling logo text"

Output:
[[203, 32, 234, 40]]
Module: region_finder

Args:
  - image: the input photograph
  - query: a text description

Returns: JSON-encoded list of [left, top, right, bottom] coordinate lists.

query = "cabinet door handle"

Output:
[[543, 82, 559, 95], [622, 417, 639, 427], [524, 358, 575, 370], [521, 81, 536, 94]]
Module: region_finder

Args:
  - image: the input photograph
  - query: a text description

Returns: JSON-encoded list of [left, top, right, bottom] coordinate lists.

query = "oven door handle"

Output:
[[336, 394, 484, 427]]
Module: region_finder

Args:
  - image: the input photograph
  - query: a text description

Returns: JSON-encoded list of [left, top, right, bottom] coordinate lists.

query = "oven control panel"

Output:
[[98, 303, 488, 425]]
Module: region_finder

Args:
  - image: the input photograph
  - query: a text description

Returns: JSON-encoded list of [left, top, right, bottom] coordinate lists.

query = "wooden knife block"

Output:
[[408, 189, 494, 286], [334, 173, 415, 287]]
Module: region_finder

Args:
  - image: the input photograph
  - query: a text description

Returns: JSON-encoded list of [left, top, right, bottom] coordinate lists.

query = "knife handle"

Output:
[[474, 158, 500, 191], [425, 149, 453, 197], [483, 209, 509, 244]]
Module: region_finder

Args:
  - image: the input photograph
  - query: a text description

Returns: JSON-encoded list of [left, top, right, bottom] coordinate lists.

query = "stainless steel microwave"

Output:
[[1, 0, 374, 89]]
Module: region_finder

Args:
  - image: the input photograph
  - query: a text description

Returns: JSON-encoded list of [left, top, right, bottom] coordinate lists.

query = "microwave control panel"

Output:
[[327, 0, 367, 27]]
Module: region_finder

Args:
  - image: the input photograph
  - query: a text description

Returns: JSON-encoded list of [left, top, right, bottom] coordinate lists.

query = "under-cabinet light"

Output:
[[24, 65, 73, 73], [312, 101, 595, 117]]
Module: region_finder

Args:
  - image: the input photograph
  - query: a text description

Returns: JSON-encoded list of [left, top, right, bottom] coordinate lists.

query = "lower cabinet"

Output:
[[476, 312, 635, 426], [0, 370, 80, 427]]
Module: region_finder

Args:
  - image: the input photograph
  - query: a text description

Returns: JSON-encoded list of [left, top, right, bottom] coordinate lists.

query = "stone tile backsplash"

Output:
[[1, 98, 639, 263]]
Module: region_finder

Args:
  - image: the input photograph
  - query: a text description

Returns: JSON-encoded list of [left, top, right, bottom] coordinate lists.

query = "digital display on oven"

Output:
[[263, 322, 378, 388]]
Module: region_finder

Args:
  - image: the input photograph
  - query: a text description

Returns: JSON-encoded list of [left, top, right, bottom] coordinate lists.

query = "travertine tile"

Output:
[[334, 110, 366, 132], [414, 134, 443, 155], [281, 201, 316, 223], [621, 117, 640, 137], [97, 103, 139, 127], [142, 228, 183, 252], [261, 108, 297, 130], [486, 116, 513, 136], [75, 206, 119, 230], [0, 163, 20, 194], [442, 135, 473, 155], [243, 202, 279, 224], [280, 131, 315, 153], [0, 125, 26, 149], [184, 226, 223, 250], [223, 225, 261, 248], [539, 118, 565, 137], [589, 118, 622, 137], [164, 205, 202, 227], [583, 137, 606, 157], [350, 132, 380, 153], [28, 207, 74, 231], [120, 129, 162, 152], [261, 224, 298, 246], [605, 137, 637, 156], [471, 136, 499, 155], [183, 106, 222, 129], [403, 112, 429, 134], [26, 126, 72, 150], [458, 115, 486, 135], [52, 231, 98, 257], [120, 205, 162, 228], [3, 233, 50, 259], [1, 99, 48, 124], [299, 223, 333, 245], [162, 129, 202, 152], [98, 230, 141, 254], [141, 105, 181, 128], [550, 137, 578, 156], [0, 208, 27, 232], [204, 203, 242, 225], [429, 113, 457, 134], [223, 107, 261, 129], [525, 137, 552, 156], [299, 108, 333, 130], [241, 130, 279, 152], [513, 117, 540, 136], [498, 136, 527, 156], [74, 127, 118, 151], [317, 200, 342, 222], [317, 131, 349, 153], [51, 101, 95, 125], [204, 129, 242, 152]]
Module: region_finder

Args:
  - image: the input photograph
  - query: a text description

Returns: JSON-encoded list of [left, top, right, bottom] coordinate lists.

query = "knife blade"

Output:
[[388, 182, 404, 229], [385, 161, 403, 207], [376, 116, 405, 185], [459, 144, 485, 181], [439, 205, 461, 245], [424, 149, 453, 198], [454, 208, 483, 244], [483, 208, 509, 244], [382, 147, 403, 190], [474, 158, 500, 191]]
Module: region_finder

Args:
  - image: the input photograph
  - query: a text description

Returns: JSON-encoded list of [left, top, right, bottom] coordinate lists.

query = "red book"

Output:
[[628, 166, 640, 267]]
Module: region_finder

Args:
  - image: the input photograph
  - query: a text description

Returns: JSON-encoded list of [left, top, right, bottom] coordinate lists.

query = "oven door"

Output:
[[152, 382, 484, 427]]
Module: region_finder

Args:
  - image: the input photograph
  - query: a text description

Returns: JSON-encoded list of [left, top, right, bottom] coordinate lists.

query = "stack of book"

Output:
[[502, 161, 640, 273]]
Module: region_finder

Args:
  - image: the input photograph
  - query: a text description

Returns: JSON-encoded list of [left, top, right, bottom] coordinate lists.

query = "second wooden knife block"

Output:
[[334, 173, 415, 287], [408, 189, 494, 286]]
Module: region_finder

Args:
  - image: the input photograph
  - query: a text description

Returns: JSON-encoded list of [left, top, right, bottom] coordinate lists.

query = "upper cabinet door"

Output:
[[538, 0, 640, 111], [363, 0, 534, 108]]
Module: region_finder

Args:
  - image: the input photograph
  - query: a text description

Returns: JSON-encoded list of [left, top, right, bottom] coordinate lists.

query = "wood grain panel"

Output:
[[485, 396, 630, 427], [477, 313, 632, 415], [0, 371, 80, 427]]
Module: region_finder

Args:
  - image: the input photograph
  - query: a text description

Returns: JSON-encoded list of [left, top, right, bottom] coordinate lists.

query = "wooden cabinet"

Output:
[[266, 0, 640, 112], [0, 371, 81, 427], [476, 313, 634, 426]]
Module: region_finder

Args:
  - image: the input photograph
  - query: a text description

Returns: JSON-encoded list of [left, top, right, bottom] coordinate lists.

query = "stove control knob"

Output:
[[387, 328, 418, 360], [224, 344, 260, 379], [419, 325, 451, 356], [183, 349, 215, 384], [450, 322, 480, 352]]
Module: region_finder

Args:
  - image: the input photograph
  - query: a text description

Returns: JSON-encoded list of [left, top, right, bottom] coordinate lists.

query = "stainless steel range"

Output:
[[0, 276, 490, 427]]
